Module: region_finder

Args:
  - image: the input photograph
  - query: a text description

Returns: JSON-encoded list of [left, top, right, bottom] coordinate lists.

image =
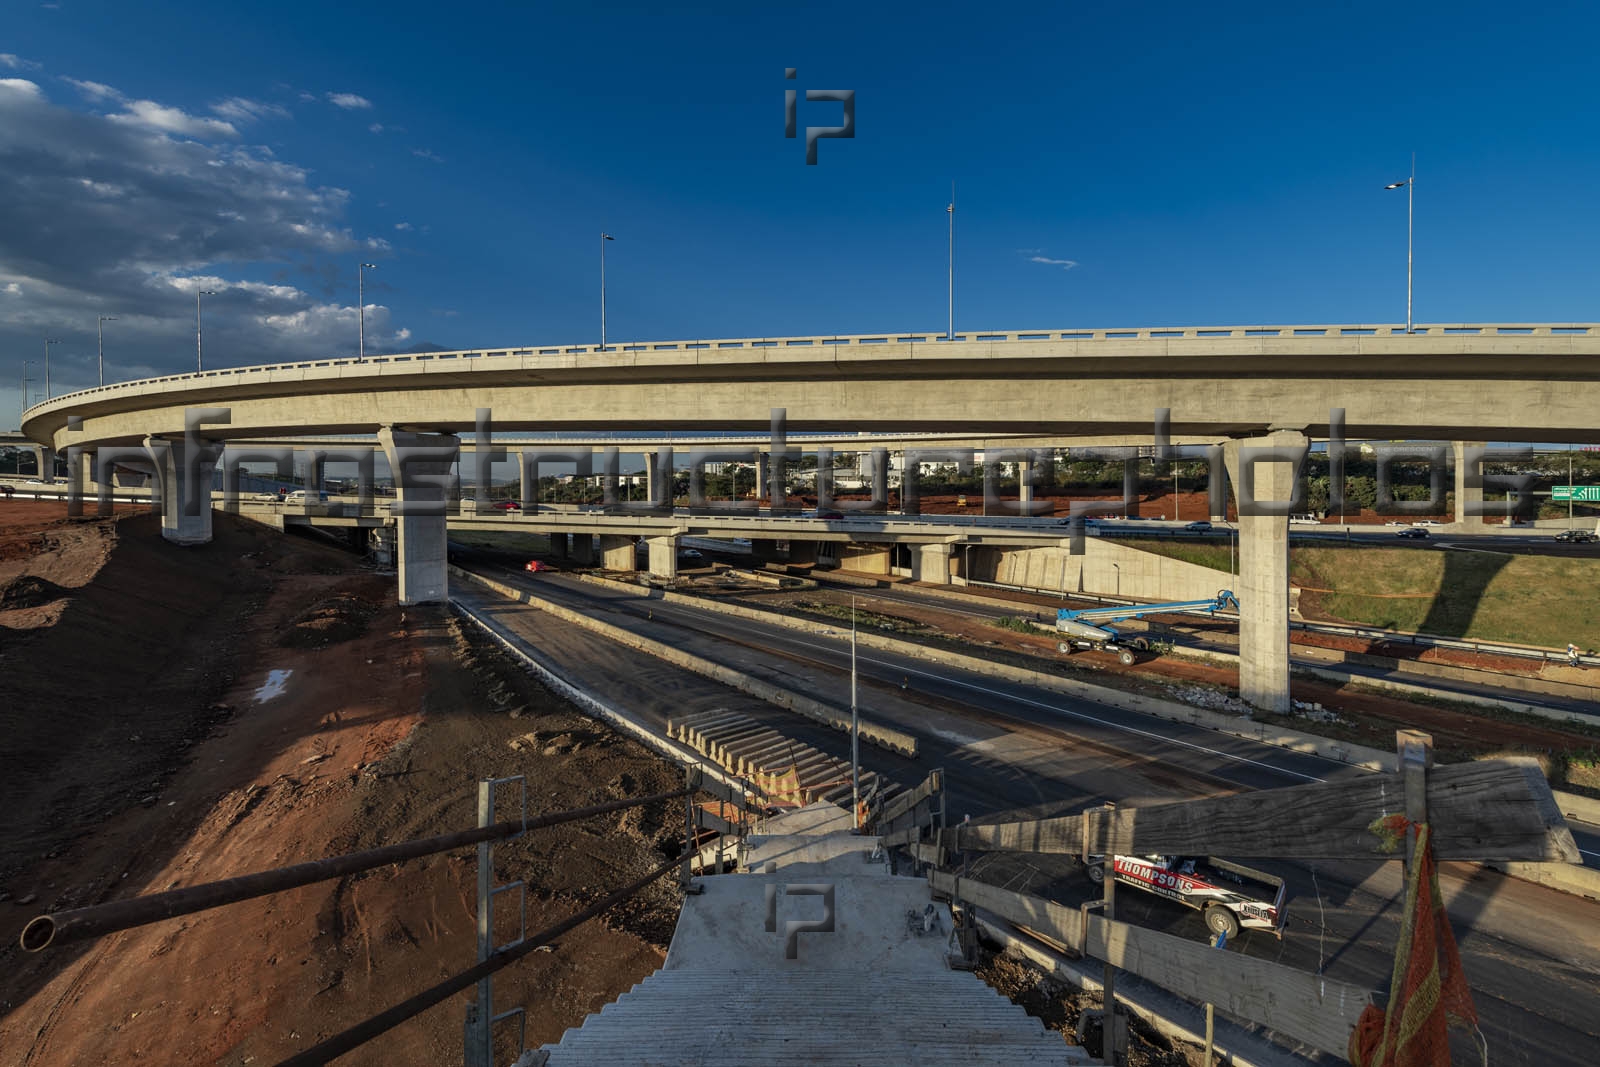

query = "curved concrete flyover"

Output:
[[24, 322, 1600, 717], [20, 322, 1600, 449]]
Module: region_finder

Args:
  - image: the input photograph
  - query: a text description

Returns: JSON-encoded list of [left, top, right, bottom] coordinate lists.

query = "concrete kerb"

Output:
[[446, 597, 753, 806], [971, 913, 1316, 1067], [570, 571, 1396, 773], [448, 566, 918, 758]]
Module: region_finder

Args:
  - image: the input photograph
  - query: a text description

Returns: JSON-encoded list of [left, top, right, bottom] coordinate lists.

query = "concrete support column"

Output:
[[570, 533, 595, 566], [1018, 458, 1033, 506], [646, 535, 678, 579], [912, 542, 952, 585], [378, 427, 457, 605], [599, 534, 634, 570], [1453, 440, 1486, 529], [146, 435, 220, 545], [309, 453, 326, 495], [1207, 444, 1227, 523], [644, 451, 658, 506], [26, 445, 45, 479], [66, 448, 98, 518], [756, 452, 770, 503], [1222, 431, 1305, 715], [549, 533, 568, 557]]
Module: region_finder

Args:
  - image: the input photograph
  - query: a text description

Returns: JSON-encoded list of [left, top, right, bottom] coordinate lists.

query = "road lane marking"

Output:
[[644, 595, 1328, 785]]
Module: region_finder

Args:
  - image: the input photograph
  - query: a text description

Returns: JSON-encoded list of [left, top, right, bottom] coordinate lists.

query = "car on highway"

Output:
[[1554, 529, 1597, 543], [1384, 520, 1408, 527], [814, 508, 845, 520], [1411, 520, 1442, 527], [494, 500, 522, 511], [1396, 527, 1429, 539], [524, 559, 552, 573], [679, 548, 704, 560], [1184, 521, 1213, 533], [284, 489, 330, 504]]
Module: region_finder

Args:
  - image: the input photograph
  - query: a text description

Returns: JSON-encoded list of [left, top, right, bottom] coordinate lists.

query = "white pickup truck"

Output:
[[1085, 853, 1287, 940]]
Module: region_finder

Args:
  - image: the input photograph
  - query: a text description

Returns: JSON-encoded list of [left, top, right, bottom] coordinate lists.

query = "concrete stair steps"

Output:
[[549, 977, 1071, 1061]]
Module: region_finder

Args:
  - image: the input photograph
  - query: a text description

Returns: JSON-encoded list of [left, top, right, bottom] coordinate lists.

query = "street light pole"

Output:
[[43, 338, 60, 400], [600, 233, 614, 349], [358, 263, 377, 360], [97, 316, 116, 387], [20, 360, 36, 425], [196, 289, 217, 372], [1385, 155, 1415, 334], [947, 184, 955, 341], [851, 594, 860, 830]]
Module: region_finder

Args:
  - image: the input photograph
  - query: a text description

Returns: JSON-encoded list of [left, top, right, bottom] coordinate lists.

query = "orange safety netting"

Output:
[[1348, 823, 1485, 1067]]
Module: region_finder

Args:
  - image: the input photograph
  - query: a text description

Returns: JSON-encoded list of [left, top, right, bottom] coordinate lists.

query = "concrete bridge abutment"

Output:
[[1222, 431, 1305, 715]]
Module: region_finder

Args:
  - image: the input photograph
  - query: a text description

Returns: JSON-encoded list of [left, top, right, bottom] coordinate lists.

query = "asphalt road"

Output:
[[451, 554, 1600, 1067]]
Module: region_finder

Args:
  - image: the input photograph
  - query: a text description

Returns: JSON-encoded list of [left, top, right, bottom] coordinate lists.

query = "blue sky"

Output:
[[3, 0, 1599, 426]]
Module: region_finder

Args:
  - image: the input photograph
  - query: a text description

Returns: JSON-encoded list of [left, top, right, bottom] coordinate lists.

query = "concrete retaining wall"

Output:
[[978, 540, 1232, 603], [450, 566, 918, 757]]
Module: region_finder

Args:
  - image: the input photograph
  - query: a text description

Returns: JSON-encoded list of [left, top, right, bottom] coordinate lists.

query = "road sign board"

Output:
[[1553, 486, 1600, 502]]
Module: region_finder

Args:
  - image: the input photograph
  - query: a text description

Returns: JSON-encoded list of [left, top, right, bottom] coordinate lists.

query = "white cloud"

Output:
[[0, 54, 40, 70], [394, 222, 413, 231], [0, 78, 45, 100], [297, 90, 317, 102], [0, 79, 423, 388], [368, 122, 385, 133], [62, 77, 122, 102], [327, 92, 372, 110], [1027, 254, 1078, 270], [210, 97, 290, 123], [411, 147, 443, 163], [110, 99, 238, 139]]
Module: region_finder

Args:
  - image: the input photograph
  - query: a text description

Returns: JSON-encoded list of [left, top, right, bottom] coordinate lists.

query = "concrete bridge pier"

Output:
[[646, 535, 678, 579], [378, 427, 457, 605], [145, 435, 220, 545], [570, 534, 595, 566], [64, 448, 92, 517], [1017, 457, 1033, 507], [599, 534, 635, 570], [550, 533, 569, 558], [912, 543, 952, 585], [1454, 440, 1486, 529], [1222, 431, 1305, 714]]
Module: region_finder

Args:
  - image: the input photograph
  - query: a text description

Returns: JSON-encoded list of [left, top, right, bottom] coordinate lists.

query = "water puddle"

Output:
[[254, 669, 293, 704]]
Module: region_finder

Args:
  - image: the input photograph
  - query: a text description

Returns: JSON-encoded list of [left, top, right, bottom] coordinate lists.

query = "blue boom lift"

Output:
[[1056, 589, 1240, 664]]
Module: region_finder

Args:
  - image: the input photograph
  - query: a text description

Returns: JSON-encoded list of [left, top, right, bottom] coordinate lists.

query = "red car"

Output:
[[524, 559, 552, 573], [495, 500, 522, 511]]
